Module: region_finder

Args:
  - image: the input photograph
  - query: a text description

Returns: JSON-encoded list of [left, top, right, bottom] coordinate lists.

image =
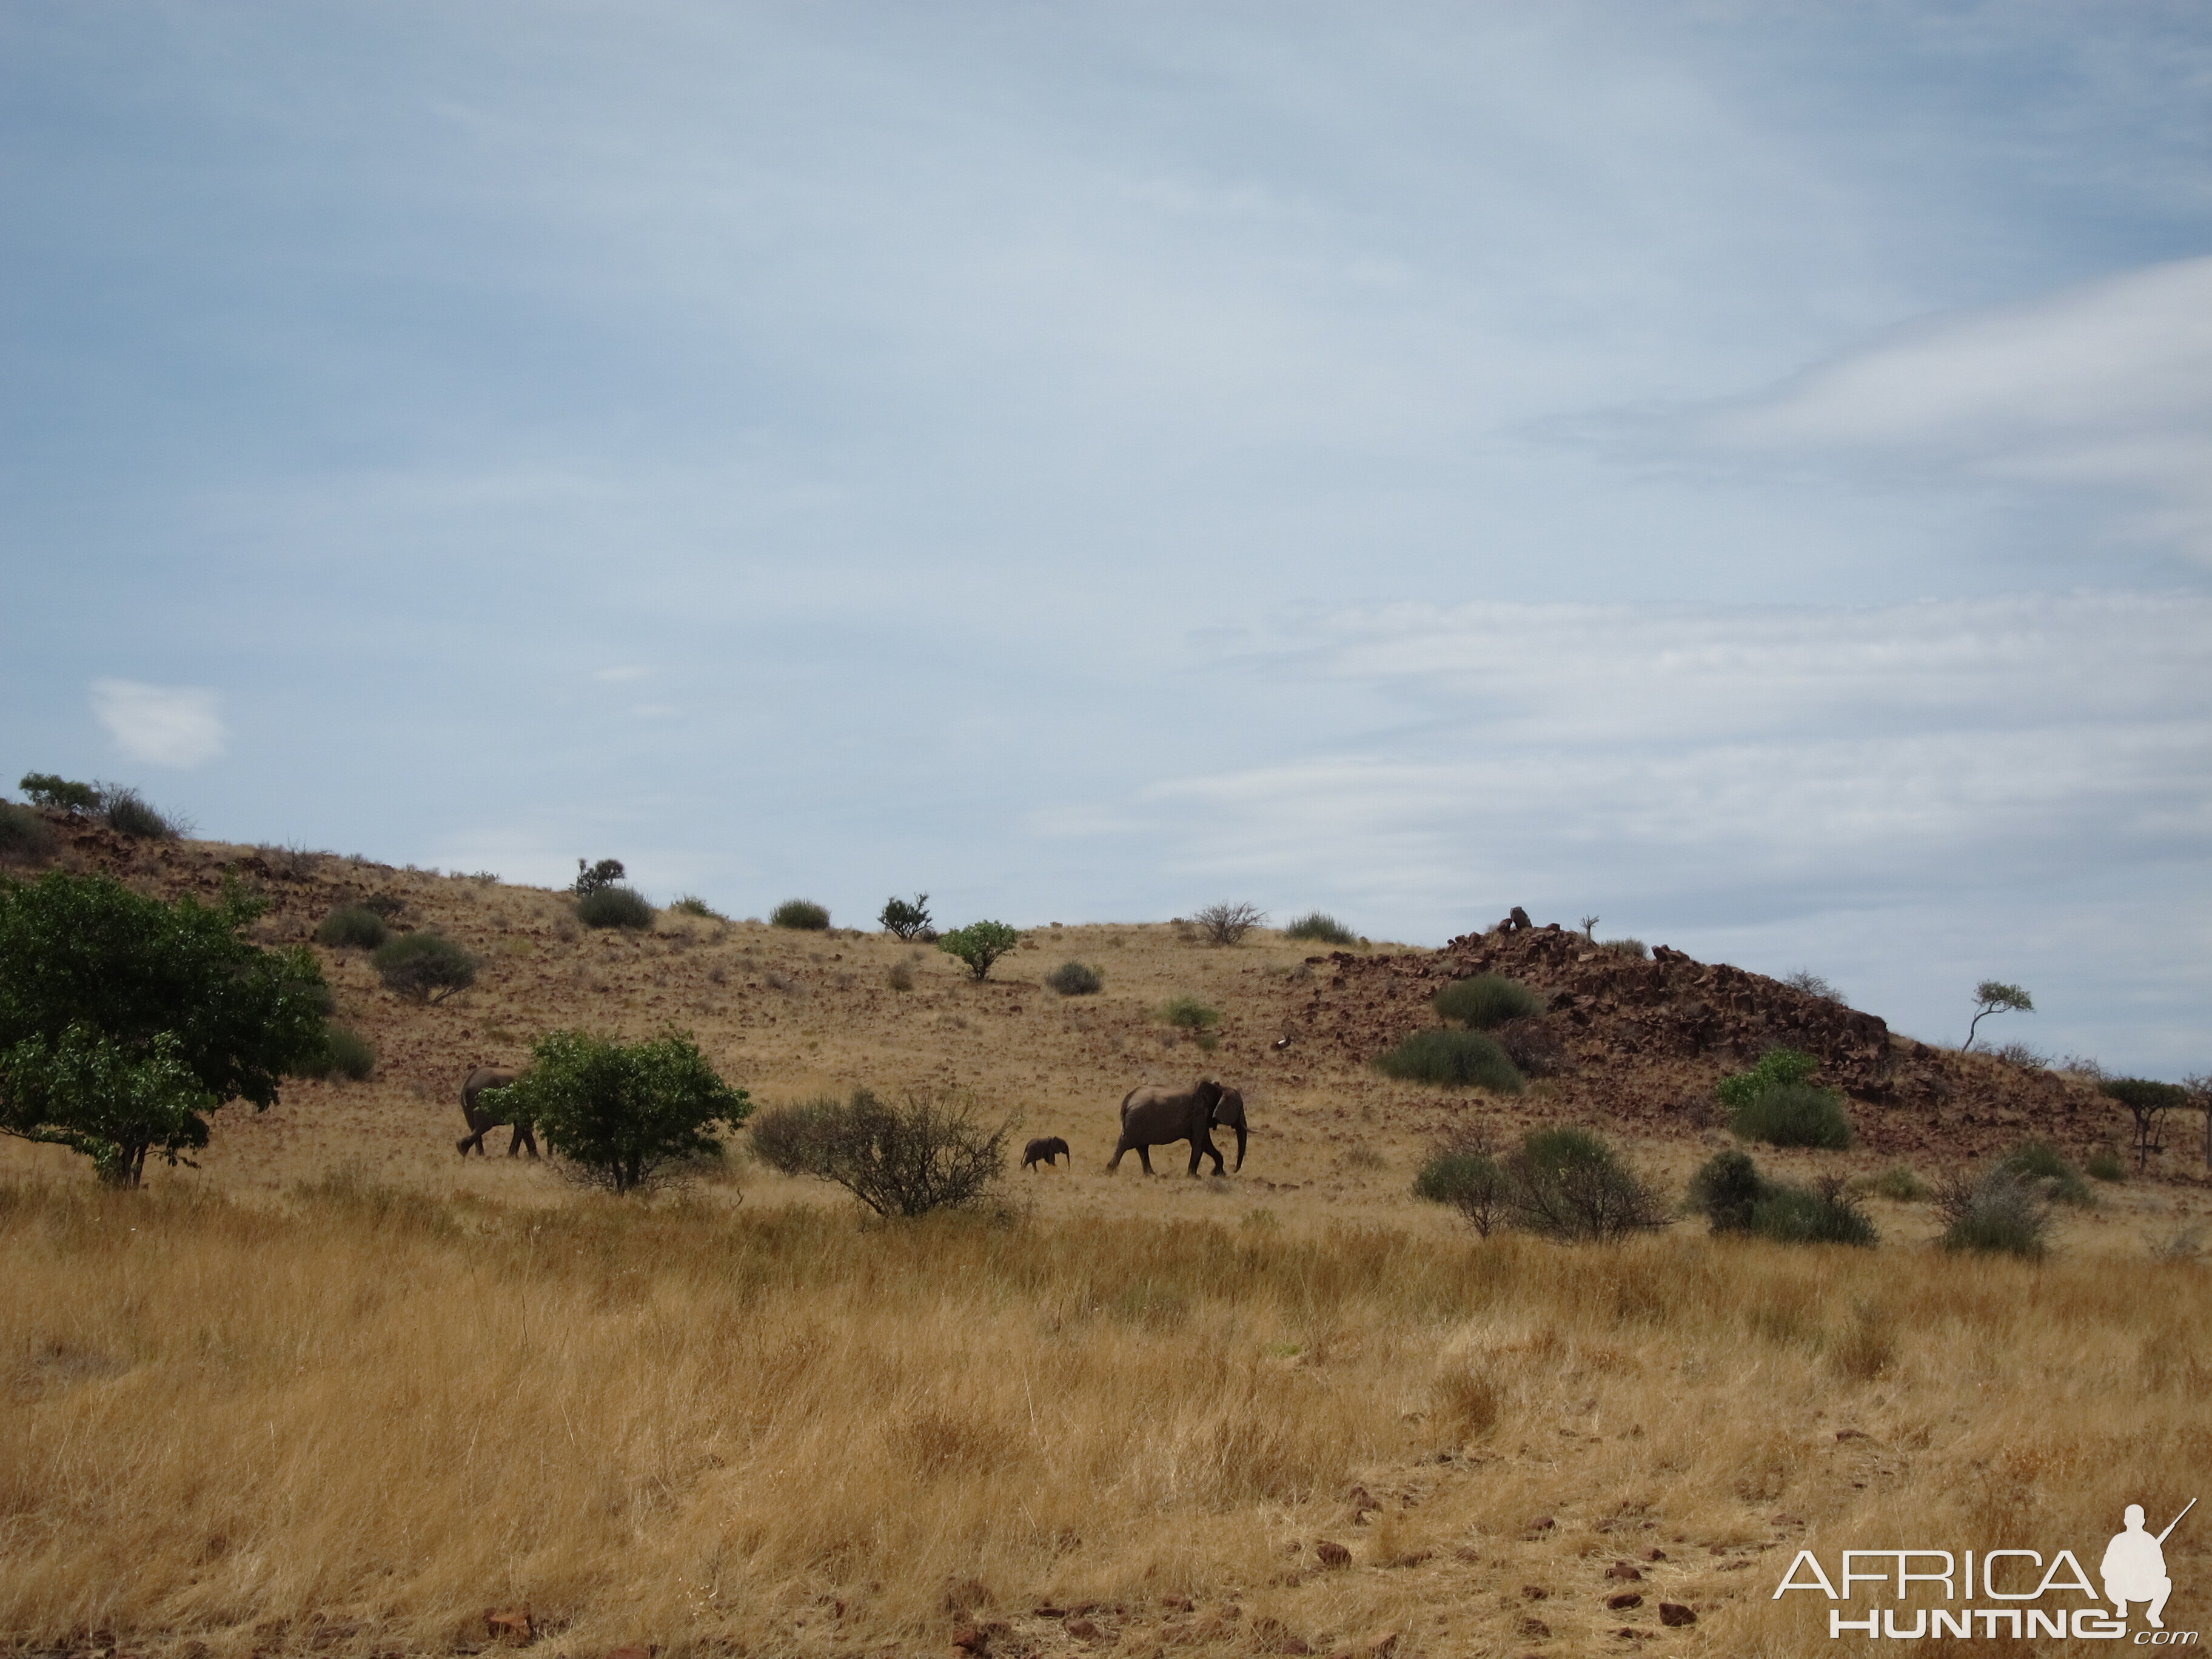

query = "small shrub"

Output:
[[1430, 1369, 1501, 1440], [360, 893, 406, 919], [880, 894, 933, 940], [574, 858, 626, 898], [101, 786, 184, 840], [18, 773, 101, 813], [0, 802, 58, 867], [1686, 1148, 1768, 1232], [373, 932, 478, 1004], [1045, 960, 1104, 996], [1783, 968, 1845, 1003], [1373, 1028, 1526, 1093], [1283, 911, 1356, 946], [315, 905, 390, 951], [1433, 973, 1544, 1029], [305, 1024, 376, 1081], [1503, 1127, 1670, 1242], [577, 885, 655, 930], [1856, 1165, 1931, 1202], [1600, 937, 1648, 959], [2086, 1147, 2127, 1183], [1997, 1140, 2093, 1206], [1730, 1082, 1855, 1150], [1492, 1017, 1568, 1078], [885, 961, 915, 992], [1160, 995, 1221, 1033], [937, 920, 1021, 980], [1192, 900, 1267, 945], [1937, 1167, 2053, 1259], [1991, 1041, 2049, 1070], [1412, 1137, 1510, 1236], [1749, 1178, 1877, 1247], [749, 1085, 1010, 1217], [772, 898, 831, 931], [492, 1027, 749, 1194], [671, 894, 723, 919]]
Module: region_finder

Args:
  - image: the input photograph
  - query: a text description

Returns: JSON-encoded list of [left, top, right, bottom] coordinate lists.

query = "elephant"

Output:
[[1022, 1136, 1071, 1171], [1107, 1079, 1248, 1176], [457, 1066, 537, 1158]]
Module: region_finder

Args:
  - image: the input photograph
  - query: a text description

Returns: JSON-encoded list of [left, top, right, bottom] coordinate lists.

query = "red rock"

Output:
[[1315, 1539, 1353, 1567], [1660, 1603, 1698, 1627], [484, 1607, 534, 1644], [1606, 1562, 1643, 1580], [1607, 1591, 1643, 1609]]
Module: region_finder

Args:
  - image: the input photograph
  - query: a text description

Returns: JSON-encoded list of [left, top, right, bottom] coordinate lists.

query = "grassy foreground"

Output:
[[3, 1177, 2204, 1657]]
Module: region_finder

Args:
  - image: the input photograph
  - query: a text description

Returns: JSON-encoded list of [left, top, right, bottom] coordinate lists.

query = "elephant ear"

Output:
[[1196, 1078, 1224, 1112], [1211, 1086, 1248, 1173]]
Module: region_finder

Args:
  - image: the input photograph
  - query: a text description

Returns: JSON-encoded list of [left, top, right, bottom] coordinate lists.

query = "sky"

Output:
[[2, 2, 2207, 1075]]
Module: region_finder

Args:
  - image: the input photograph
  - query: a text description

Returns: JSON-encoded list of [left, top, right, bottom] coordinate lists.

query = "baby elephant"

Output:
[[1022, 1135, 1071, 1171]]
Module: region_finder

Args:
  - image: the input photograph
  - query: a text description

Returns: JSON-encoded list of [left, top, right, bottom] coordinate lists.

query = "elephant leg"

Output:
[[1107, 1144, 1126, 1172], [458, 1132, 483, 1156], [1137, 1145, 1155, 1175]]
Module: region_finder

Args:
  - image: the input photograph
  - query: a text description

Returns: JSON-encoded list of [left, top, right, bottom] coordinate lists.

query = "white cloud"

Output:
[[89, 679, 227, 768], [1701, 255, 2212, 558]]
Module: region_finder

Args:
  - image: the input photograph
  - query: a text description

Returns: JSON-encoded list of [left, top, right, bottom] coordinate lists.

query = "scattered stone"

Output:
[[1521, 1586, 1549, 1600], [1031, 1606, 1067, 1619], [1659, 1603, 1698, 1627], [1065, 1619, 1099, 1640], [1606, 1562, 1643, 1581], [1315, 1540, 1353, 1568], [1836, 1429, 1868, 1440], [1517, 1617, 1551, 1639], [1607, 1592, 1644, 1610], [1528, 1515, 1555, 1531], [1643, 1547, 1667, 1561], [483, 1607, 533, 1645], [1362, 1631, 1401, 1656]]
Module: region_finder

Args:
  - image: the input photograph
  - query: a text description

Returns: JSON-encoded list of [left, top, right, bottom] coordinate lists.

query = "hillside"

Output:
[[0, 813, 2192, 1242]]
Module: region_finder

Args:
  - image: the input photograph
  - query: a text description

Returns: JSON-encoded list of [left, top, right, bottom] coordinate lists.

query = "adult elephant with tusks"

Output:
[[1108, 1079, 1247, 1176], [457, 1065, 537, 1157]]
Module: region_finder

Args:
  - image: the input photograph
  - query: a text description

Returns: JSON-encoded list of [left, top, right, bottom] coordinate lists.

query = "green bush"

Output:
[[879, 894, 933, 940], [937, 920, 1022, 981], [577, 885, 655, 930], [1373, 1028, 1526, 1093], [101, 786, 184, 840], [304, 1024, 376, 1082], [1749, 1179, 1877, 1247], [750, 1085, 1009, 1217], [1433, 973, 1544, 1028], [772, 898, 831, 931], [1284, 911, 1356, 945], [1716, 1048, 1822, 1111], [491, 1027, 748, 1194], [1686, 1148, 1768, 1232], [1937, 1168, 2053, 1259], [2086, 1147, 2127, 1183], [372, 933, 477, 1004], [1729, 1081, 1855, 1150], [670, 894, 723, 919], [315, 905, 390, 950], [0, 803, 58, 868], [1503, 1127, 1669, 1242], [1997, 1141, 2093, 1206], [1160, 995, 1220, 1032], [1045, 960, 1104, 996], [1601, 937, 1649, 959], [18, 773, 101, 813]]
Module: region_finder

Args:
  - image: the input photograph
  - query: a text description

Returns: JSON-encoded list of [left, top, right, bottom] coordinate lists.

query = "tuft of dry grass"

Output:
[[2, 1178, 2205, 1657]]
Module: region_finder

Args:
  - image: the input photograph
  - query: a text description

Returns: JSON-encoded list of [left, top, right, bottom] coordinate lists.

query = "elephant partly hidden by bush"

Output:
[[457, 1065, 537, 1158], [1108, 1079, 1247, 1176]]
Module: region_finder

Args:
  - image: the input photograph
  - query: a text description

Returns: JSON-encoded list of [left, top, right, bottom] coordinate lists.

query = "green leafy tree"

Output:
[[0, 871, 330, 1185], [2102, 1077, 2188, 1172], [574, 857, 626, 898], [937, 920, 1022, 981], [1964, 980, 2033, 1050], [1715, 1048, 1821, 1111], [488, 1028, 748, 1193]]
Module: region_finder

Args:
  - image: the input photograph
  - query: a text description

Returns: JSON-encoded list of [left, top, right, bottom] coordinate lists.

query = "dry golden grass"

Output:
[[6, 846, 2209, 1655], [3, 1173, 2206, 1658]]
